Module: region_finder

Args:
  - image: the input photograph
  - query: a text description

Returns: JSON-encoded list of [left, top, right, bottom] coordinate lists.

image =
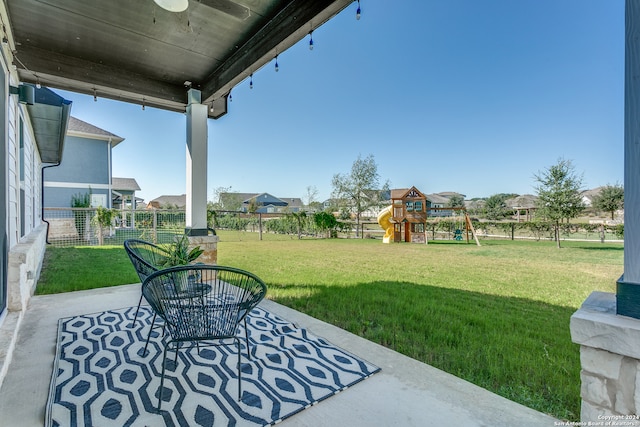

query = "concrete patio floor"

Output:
[[0, 284, 559, 426]]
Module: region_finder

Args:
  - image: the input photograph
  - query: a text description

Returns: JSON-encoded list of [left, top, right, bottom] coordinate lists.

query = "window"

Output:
[[91, 194, 107, 208], [412, 223, 425, 233], [405, 201, 413, 212], [414, 201, 423, 211]]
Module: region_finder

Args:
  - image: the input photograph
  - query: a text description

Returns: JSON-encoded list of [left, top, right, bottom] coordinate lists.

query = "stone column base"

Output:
[[187, 235, 218, 265], [570, 291, 640, 425]]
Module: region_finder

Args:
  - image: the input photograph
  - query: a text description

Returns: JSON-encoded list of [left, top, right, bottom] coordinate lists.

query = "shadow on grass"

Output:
[[270, 280, 580, 421], [574, 246, 624, 252]]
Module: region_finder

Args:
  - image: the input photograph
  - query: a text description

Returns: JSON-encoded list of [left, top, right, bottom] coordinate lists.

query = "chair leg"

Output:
[[236, 337, 242, 401], [143, 312, 157, 356], [244, 317, 251, 360], [158, 343, 170, 411], [131, 293, 144, 327]]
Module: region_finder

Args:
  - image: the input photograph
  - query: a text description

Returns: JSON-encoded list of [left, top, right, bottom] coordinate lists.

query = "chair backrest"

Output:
[[142, 265, 267, 341], [124, 239, 168, 283]]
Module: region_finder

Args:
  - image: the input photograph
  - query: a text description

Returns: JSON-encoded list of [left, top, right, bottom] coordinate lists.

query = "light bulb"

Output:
[[275, 57, 279, 72], [356, 0, 361, 20], [309, 33, 314, 50], [249, 74, 253, 89]]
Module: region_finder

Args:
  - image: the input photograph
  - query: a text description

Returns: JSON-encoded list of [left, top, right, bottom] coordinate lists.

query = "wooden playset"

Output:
[[377, 186, 479, 245]]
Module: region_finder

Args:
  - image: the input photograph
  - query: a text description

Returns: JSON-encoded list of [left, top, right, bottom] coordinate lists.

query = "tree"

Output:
[[534, 159, 585, 248], [71, 190, 92, 240], [484, 194, 511, 220], [92, 206, 117, 245], [288, 211, 307, 239], [211, 187, 244, 212], [304, 185, 319, 209], [313, 211, 337, 238], [447, 194, 466, 209], [592, 184, 624, 220], [331, 154, 390, 237]]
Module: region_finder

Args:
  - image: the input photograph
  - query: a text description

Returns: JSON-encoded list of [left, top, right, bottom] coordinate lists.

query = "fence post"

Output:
[[153, 208, 158, 243], [259, 213, 263, 241]]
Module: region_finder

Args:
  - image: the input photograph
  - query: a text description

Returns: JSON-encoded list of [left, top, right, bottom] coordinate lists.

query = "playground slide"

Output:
[[377, 205, 393, 243]]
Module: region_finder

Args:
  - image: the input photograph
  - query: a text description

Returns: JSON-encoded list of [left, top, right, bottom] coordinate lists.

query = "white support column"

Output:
[[185, 88, 208, 236], [618, 0, 640, 317]]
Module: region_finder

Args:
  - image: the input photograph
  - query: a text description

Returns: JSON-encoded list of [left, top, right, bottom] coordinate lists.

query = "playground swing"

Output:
[[453, 215, 464, 241]]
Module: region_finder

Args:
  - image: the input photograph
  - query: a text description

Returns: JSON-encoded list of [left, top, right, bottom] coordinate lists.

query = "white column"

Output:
[[185, 88, 208, 235], [625, 0, 640, 283], [619, 0, 640, 317]]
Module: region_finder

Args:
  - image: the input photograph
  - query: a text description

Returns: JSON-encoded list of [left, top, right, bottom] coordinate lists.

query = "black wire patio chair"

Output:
[[142, 264, 267, 411], [124, 239, 168, 325]]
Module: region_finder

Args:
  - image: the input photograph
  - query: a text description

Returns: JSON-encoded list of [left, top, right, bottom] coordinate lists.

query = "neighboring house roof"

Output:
[[245, 193, 288, 207], [112, 177, 141, 192], [505, 194, 538, 209], [67, 116, 124, 147], [280, 197, 304, 208], [426, 193, 450, 205], [581, 187, 605, 206], [435, 191, 467, 199], [148, 194, 186, 208]]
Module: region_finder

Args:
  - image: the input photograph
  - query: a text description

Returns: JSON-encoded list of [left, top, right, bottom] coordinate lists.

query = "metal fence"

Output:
[[43, 207, 624, 247], [43, 208, 189, 246]]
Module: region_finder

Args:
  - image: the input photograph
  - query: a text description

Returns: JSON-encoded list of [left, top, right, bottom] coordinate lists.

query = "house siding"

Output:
[[1, 45, 51, 390], [43, 136, 111, 208], [5, 99, 41, 244], [7, 94, 18, 248], [20, 116, 40, 238]]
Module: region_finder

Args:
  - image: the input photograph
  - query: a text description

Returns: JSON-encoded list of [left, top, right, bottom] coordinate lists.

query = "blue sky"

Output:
[[57, 0, 624, 204]]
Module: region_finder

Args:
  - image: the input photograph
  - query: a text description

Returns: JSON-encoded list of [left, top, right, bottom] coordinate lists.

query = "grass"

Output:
[[35, 231, 623, 421], [37, 246, 139, 294]]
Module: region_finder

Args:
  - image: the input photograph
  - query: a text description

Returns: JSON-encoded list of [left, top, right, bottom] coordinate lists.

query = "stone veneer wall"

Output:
[[571, 291, 640, 425], [187, 235, 218, 265], [0, 224, 48, 391]]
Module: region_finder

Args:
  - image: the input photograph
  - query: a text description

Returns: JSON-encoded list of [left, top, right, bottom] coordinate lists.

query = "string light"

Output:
[[228, 90, 232, 102], [35, 77, 41, 89], [274, 55, 279, 72], [142, 98, 146, 110], [356, 0, 361, 20], [249, 74, 253, 89], [309, 31, 314, 50], [210, 102, 214, 113], [93, 88, 97, 102]]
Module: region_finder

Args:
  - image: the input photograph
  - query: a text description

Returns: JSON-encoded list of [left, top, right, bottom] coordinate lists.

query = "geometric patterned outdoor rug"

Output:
[[46, 306, 380, 427]]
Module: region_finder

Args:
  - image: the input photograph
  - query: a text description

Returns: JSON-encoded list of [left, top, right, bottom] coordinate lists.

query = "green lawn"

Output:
[[35, 232, 623, 421]]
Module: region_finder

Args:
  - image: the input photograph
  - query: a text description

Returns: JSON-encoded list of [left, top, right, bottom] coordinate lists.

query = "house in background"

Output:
[[43, 116, 124, 209], [112, 177, 142, 229], [243, 193, 303, 213], [219, 192, 303, 213], [147, 194, 187, 209], [112, 177, 142, 210]]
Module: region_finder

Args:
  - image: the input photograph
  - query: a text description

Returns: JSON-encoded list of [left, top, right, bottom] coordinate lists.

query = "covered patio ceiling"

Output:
[[3, 0, 354, 118]]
